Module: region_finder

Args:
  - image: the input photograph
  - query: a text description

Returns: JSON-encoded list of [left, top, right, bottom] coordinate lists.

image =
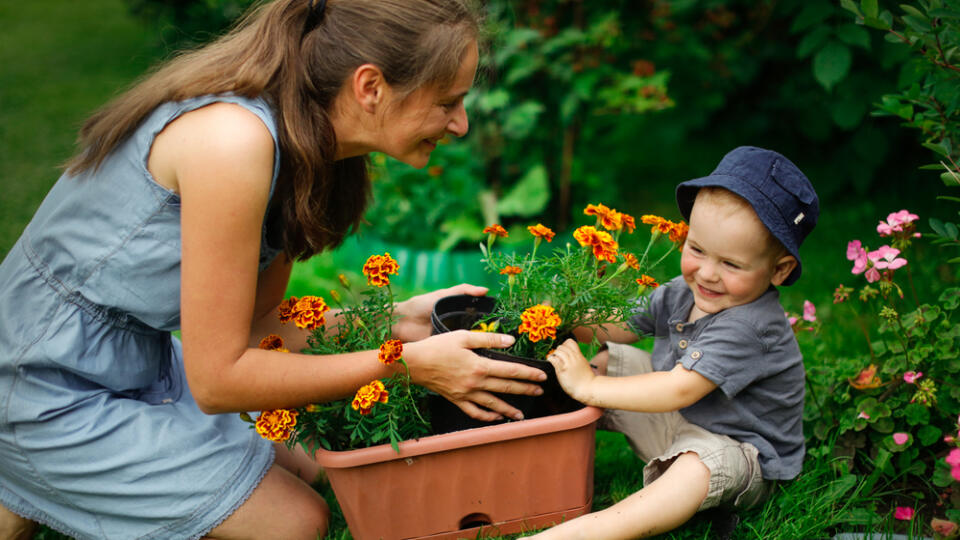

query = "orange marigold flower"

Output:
[[483, 224, 509, 238], [500, 265, 522, 275], [362, 253, 400, 287], [585, 203, 622, 231], [574, 226, 618, 262], [622, 253, 639, 270], [255, 409, 299, 442], [352, 380, 389, 415], [849, 364, 883, 390], [290, 295, 331, 330], [518, 304, 562, 343], [640, 215, 666, 226], [574, 225, 601, 247], [277, 296, 298, 323], [528, 223, 556, 242], [668, 221, 689, 246], [619, 212, 637, 233], [378, 339, 403, 365], [637, 275, 659, 288], [258, 334, 286, 351]]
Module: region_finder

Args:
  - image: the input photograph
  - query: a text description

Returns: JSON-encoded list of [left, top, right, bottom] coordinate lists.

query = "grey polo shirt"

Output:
[[629, 276, 805, 480]]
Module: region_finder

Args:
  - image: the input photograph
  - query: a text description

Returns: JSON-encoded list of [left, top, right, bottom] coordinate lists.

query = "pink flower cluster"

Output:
[[846, 240, 908, 283], [877, 209, 920, 238], [948, 448, 960, 482], [786, 300, 817, 329]]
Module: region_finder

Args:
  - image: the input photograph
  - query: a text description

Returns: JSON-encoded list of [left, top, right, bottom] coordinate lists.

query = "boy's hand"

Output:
[[546, 338, 596, 404]]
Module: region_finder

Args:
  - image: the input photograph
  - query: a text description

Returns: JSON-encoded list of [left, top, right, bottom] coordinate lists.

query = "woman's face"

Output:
[[378, 41, 478, 168]]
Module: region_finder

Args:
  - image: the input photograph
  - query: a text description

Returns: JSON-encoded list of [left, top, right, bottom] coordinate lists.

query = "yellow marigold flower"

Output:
[[622, 253, 639, 270], [255, 409, 299, 442], [668, 221, 689, 246], [518, 304, 562, 343], [619, 212, 636, 233], [378, 339, 403, 365], [640, 215, 666, 226], [637, 275, 659, 288], [500, 265, 522, 275], [277, 296, 298, 323], [849, 364, 883, 390], [362, 253, 400, 287], [483, 224, 509, 238], [527, 223, 556, 242], [352, 380, 389, 416], [258, 334, 286, 351], [291, 295, 331, 330], [472, 320, 500, 332], [574, 226, 618, 263]]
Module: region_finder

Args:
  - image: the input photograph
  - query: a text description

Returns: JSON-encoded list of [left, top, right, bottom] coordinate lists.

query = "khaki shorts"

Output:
[[601, 343, 776, 511]]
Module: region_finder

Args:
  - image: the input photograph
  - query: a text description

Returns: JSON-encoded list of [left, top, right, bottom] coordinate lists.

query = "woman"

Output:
[[0, 1, 546, 538]]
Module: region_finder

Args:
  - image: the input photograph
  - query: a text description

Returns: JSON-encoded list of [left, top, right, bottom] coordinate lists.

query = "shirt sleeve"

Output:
[[678, 315, 768, 398]]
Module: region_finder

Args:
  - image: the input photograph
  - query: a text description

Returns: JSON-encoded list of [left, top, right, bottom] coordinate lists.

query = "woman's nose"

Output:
[[447, 104, 469, 137]]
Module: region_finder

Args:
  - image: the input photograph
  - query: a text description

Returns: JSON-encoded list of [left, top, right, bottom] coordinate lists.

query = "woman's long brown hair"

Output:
[[65, 0, 479, 260]]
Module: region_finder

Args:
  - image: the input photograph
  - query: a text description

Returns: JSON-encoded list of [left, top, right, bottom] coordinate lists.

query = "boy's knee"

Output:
[[291, 491, 330, 539], [590, 350, 609, 375]]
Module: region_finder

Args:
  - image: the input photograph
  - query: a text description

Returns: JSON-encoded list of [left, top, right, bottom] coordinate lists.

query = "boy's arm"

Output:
[[573, 322, 639, 344], [548, 339, 717, 412]]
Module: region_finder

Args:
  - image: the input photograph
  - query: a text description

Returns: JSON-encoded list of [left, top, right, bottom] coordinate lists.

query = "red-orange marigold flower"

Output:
[[528, 223, 556, 242], [255, 409, 299, 442], [619, 213, 636, 233], [483, 224, 509, 238], [585, 203, 622, 231], [518, 304, 562, 343], [378, 339, 403, 365], [668, 221, 689, 246], [637, 275, 659, 288], [573, 225, 601, 247], [352, 380, 389, 415], [290, 295, 330, 330], [362, 253, 400, 287], [622, 253, 639, 270], [849, 364, 883, 390], [277, 296, 298, 323], [574, 226, 618, 263], [500, 265, 522, 275], [258, 334, 285, 350]]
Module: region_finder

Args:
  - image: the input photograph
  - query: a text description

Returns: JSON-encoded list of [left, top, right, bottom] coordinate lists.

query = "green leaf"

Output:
[[497, 165, 550, 218], [933, 458, 957, 486], [942, 170, 960, 186], [918, 425, 942, 446], [502, 101, 545, 139], [940, 288, 960, 310], [930, 217, 949, 236], [477, 89, 510, 112], [792, 4, 836, 33], [903, 14, 931, 32], [900, 4, 929, 22], [797, 26, 832, 58], [863, 15, 892, 29], [840, 0, 861, 16], [862, 0, 879, 18], [836, 24, 872, 49], [813, 41, 853, 90], [904, 402, 930, 425], [947, 221, 960, 240]]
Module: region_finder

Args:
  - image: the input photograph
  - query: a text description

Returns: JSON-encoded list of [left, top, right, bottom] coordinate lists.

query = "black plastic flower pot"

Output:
[[428, 294, 583, 434]]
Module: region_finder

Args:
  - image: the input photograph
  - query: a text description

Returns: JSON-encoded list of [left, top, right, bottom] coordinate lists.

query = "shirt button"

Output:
[[675, 323, 684, 332], [678, 339, 688, 349], [690, 350, 702, 360]]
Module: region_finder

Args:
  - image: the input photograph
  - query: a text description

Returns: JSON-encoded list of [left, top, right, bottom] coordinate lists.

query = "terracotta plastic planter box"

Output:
[[315, 405, 603, 540]]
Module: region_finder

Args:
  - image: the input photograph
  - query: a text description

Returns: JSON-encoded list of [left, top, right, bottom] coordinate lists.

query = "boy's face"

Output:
[[680, 193, 794, 317]]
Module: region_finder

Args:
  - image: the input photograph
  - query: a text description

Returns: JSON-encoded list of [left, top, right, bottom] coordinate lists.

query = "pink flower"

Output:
[[892, 433, 909, 445], [858, 411, 870, 420], [947, 448, 960, 467], [903, 371, 923, 384], [931, 518, 958, 537], [877, 210, 919, 237], [802, 300, 816, 322], [786, 312, 798, 326], [893, 506, 915, 520], [847, 240, 868, 274], [865, 267, 881, 283], [868, 245, 907, 270]]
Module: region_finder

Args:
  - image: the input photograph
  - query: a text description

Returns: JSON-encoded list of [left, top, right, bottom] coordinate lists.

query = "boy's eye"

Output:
[[723, 261, 741, 269]]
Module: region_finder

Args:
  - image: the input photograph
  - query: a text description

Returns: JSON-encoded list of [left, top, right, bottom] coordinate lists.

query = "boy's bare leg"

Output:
[[273, 442, 326, 486], [527, 452, 710, 540], [0, 503, 36, 540]]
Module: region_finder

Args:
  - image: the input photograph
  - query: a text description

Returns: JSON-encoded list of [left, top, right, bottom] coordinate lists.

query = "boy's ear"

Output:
[[770, 255, 798, 286], [351, 63, 386, 114]]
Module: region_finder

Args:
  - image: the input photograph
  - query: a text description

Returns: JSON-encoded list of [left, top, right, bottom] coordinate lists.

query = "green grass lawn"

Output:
[[4, 1, 957, 539]]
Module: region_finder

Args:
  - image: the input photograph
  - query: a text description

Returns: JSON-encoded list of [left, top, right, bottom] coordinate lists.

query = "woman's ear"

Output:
[[351, 63, 386, 114], [770, 255, 798, 286]]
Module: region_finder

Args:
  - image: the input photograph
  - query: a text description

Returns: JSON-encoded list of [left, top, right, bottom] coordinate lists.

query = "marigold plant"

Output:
[[478, 202, 685, 359]]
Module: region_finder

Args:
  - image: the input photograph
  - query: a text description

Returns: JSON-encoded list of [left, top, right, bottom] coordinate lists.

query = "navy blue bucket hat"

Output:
[[675, 146, 819, 286]]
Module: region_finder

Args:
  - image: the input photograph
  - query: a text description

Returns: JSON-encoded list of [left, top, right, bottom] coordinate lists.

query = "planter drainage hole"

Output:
[[459, 513, 492, 529]]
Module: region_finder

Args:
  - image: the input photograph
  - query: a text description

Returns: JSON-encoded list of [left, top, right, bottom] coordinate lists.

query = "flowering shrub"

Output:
[[246, 253, 431, 453], [804, 209, 960, 533], [478, 203, 686, 359]]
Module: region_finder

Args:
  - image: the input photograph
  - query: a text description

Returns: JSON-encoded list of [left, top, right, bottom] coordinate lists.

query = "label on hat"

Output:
[[794, 212, 805, 225]]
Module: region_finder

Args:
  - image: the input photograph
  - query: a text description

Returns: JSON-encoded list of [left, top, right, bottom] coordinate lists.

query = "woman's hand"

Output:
[[392, 283, 488, 342], [403, 330, 547, 421], [545, 338, 597, 404]]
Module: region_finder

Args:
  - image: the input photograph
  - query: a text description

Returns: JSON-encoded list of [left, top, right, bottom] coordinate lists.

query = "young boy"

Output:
[[531, 146, 819, 539]]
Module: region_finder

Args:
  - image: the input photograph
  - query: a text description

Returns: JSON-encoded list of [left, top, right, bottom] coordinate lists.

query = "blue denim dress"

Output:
[[0, 95, 280, 539]]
